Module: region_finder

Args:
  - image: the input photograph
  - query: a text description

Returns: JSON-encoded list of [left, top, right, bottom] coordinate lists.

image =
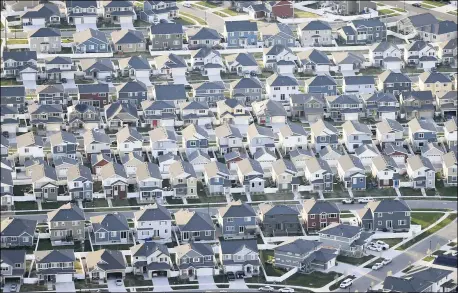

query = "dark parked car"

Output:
[[227, 272, 235, 281], [412, 3, 421, 7], [236, 271, 245, 279]]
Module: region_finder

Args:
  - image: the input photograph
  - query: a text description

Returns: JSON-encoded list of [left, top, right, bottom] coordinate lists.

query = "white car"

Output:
[[183, 2, 191, 7], [382, 258, 392, 265], [10, 284, 17, 292], [367, 243, 382, 252], [342, 198, 354, 204], [358, 197, 374, 203], [376, 240, 390, 250], [279, 288, 295, 292], [259, 286, 274, 292], [340, 278, 353, 289], [115, 279, 123, 286], [372, 262, 383, 270]]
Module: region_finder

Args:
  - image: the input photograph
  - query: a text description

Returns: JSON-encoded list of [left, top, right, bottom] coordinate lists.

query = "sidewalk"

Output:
[[431, 3, 457, 13]]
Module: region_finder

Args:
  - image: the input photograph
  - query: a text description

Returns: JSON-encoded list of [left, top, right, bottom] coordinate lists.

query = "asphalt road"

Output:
[[335, 216, 458, 292], [177, 3, 226, 33], [4, 200, 457, 223], [379, 1, 457, 21]]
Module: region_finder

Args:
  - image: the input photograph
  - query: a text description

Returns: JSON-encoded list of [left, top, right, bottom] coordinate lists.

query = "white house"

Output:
[[278, 122, 308, 155], [16, 132, 45, 164], [420, 142, 444, 166], [376, 118, 405, 147], [404, 40, 438, 70], [444, 117, 457, 148], [135, 162, 163, 203], [148, 127, 178, 158], [246, 123, 276, 154], [265, 74, 300, 104], [406, 155, 436, 189], [83, 129, 111, 155], [342, 120, 372, 153], [355, 144, 379, 168], [116, 126, 144, 156], [263, 44, 298, 74], [134, 204, 172, 243], [369, 42, 403, 70]]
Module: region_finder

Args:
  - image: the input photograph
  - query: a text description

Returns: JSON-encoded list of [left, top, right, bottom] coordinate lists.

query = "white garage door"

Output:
[[74, 18, 82, 25], [56, 274, 73, 283], [172, 75, 188, 85], [196, 268, 213, 276]]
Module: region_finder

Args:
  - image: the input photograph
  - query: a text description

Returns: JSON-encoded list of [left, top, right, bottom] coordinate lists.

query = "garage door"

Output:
[[196, 268, 213, 276], [74, 18, 82, 25], [56, 274, 73, 283]]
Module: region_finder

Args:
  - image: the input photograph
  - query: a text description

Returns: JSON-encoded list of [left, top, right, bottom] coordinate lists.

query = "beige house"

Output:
[[271, 158, 298, 191], [169, 160, 197, 198], [111, 29, 146, 53], [28, 27, 61, 54], [442, 150, 457, 186], [297, 20, 332, 47], [418, 72, 453, 98]]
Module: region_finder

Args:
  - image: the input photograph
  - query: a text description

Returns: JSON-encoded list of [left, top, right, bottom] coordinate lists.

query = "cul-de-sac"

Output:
[[0, 0, 457, 292]]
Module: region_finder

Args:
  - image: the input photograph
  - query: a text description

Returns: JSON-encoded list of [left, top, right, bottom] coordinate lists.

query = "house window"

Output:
[[398, 220, 406, 225], [15, 263, 21, 268], [378, 221, 382, 225], [227, 218, 233, 222], [377, 213, 382, 217], [226, 226, 234, 231], [244, 217, 251, 222], [310, 214, 315, 219], [405, 212, 410, 216], [312, 222, 316, 226], [419, 133, 424, 138], [193, 257, 199, 262], [205, 231, 211, 236], [192, 231, 200, 237], [205, 256, 212, 261]]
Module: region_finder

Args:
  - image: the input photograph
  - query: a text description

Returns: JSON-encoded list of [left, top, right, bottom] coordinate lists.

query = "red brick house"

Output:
[[301, 198, 340, 232], [77, 83, 110, 109], [271, 0, 294, 19]]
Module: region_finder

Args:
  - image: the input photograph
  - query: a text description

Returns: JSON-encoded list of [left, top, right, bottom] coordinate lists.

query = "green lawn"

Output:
[[123, 274, 154, 287], [376, 2, 385, 6], [397, 214, 457, 250], [261, 250, 285, 277], [392, 7, 406, 12], [213, 275, 230, 288], [220, 8, 239, 16], [378, 9, 395, 15], [448, 10, 458, 15], [353, 187, 397, 198], [340, 213, 355, 218], [336, 255, 374, 266], [232, 193, 248, 202], [378, 238, 404, 247], [294, 11, 320, 18], [197, 1, 218, 8], [164, 196, 183, 205], [74, 280, 107, 290], [213, 11, 228, 17], [175, 17, 194, 26], [421, 3, 436, 8], [251, 192, 294, 202], [358, 67, 384, 76], [411, 212, 445, 229], [14, 201, 38, 210], [179, 11, 207, 25], [62, 38, 73, 43], [41, 201, 63, 210], [423, 0, 447, 7], [84, 199, 109, 208], [169, 277, 198, 290], [284, 272, 342, 288], [436, 180, 457, 197], [111, 198, 138, 207], [399, 187, 422, 197], [6, 39, 28, 44], [423, 255, 435, 262], [20, 284, 48, 292]]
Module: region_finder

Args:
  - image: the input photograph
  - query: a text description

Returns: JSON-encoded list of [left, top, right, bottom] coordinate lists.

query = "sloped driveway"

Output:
[[55, 282, 76, 292], [197, 275, 217, 290], [152, 277, 172, 292], [229, 279, 248, 290]]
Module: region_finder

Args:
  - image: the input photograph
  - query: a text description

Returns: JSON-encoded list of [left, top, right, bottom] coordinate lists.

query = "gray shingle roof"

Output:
[[276, 239, 321, 254], [431, 20, 457, 35], [267, 73, 299, 87], [3, 51, 37, 62], [106, 103, 138, 121], [135, 204, 171, 222], [320, 223, 361, 238], [85, 249, 126, 272], [379, 70, 411, 83], [1, 86, 26, 97], [111, 29, 144, 44], [35, 249, 75, 263], [352, 18, 385, 28], [219, 201, 256, 218], [74, 28, 108, 44], [91, 212, 129, 232], [78, 83, 109, 94], [225, 20, 258, 32], [231, 52, 257, 66], [344, 75, 375, 85], [419, 71, 452, 84], [401, 90, 434, 102], [306, 74, 337, 87], [383, 267, 453, 292], [189, 27, 220, 40], [29, 27, 60, 38], [302, 20, 331, 31], [298, 49, 331, 65], [370, 41, 397, 53], [303, 198, 339, 214], [221, 239, 258, 255], [119, 56, 151, 70], [175, 209, 214, 231], [407, 13, 438, 28], [47, 203, 85, 222], [154, 84, 186, 101], [130, 242, 169, 258], [232, 77, 262, 89], [1, 217, 37, 237], [258, 203, 299, 216], [67, 165, 92, 182], [366, 199, 411, 213], [150, 23, 183, 34], [0, 250, 26, 267]]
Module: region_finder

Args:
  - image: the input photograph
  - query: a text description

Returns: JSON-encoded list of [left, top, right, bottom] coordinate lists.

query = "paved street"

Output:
[[334, 217, 458, 292], [378, 1, 457, 21], [177, 3, 226, 33]]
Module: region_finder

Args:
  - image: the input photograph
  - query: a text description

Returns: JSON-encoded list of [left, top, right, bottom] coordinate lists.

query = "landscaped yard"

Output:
[[169, 277, 199, 290], [411, 212, 445, 229], [423, 0, 447, 7], [448, 10, 458, 15], [20, 284, 48, 292], [260, 250, 285, 277], [111, 198, 138, 207], [213, 275, 230, 288], [340, 213, 355, 218], [392, 7, 406, 12], [336, 255, 374, 266], [251, 192, 294, 202], [14, 201, 38, 210], [175, 17, 194, 26], [397, 213, 457, 250], [93, 243, 133, 251], [124, 274, 154, 287], [378, 238, 404, 247], [74, 280, 107, 290], [399, 187, 422, 197], [436, 180, 457, 197], [377, 9, 395, 15], [0, 79, 22, 86], [232, 193, 248, 202], [41, 201, 63, 210], [179, 11, 207, 25], [220, 8, 239, 16], [84, 199, 109, 208], [284, 272, 342, 288], [6, 39, 28, 44], [353, 187, 397, 198], [197, 1, 218, 8], [358, 67, 384, 76], [294, 11, 320, 18], [164, 196, 183, 205]]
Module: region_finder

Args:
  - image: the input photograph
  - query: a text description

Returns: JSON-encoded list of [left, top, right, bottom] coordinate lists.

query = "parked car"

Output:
[[367, 243, 382, 252], [340, 278, 353, 289], [227, 272, 235, 281], [358, 197, 374, 204], [375, 240, 390, 250], [236, 271, 245, 279], [259, 285, 275, 292], [382, 258, 392, 265], [115, 280, 123, 286], [342, 198, 354, 204], [10, 284, 17, 292], [279, 288, 295, 293], [183, 2, 191, 7], [372, 262, 383, 270], [412, 3, 421, 7]]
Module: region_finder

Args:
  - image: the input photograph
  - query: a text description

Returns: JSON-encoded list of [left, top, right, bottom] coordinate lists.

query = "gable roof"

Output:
[[91, 213, 129, 232], [135, 162, 162, 181], [85, 249, 126, 272], [169, 160, 196, 178], [297, 49, 331, 65], [407, 155, 434, 171], [116, 126, 143, 143], [303, 198, 339, 214], [188, 27, 220, 40], [35, 249, 75, 263], [305, 74, 337, 87], [366, 199, 411, 213], [135, 204, 171, 222], [342, 120, 371, 135], [219, 200, 256, 218], [232, 77, 262, 89], [77, 83, 109, 94], [301, 20, 331, 31], [47, 203, 85, 222], [1, 217, 37, 237], [383, 267, 453, 292], [275, 239, 321, 254], [111, 29, 144, 44], [419, 71, 452, 84], [237, 158, 264, 175], [118, 56, 151, 70], [204, 161, 231, 178], [310, 119, 339, 136], [267, 73, 299, 87], [258, 203, 299, 216], [130, 241, 169, 257], [3, 51, 37, 62], [29, 27, 60, 38], [379, 70, 411, 83], [100, 162, 128, 180], [150, 23, 183, 34], [74, 28, 108, 44], [67, 165, 92, 182], [220, 239, 258, 254], [84, 129, 110, 145], [338, 154, 365, 172], [154, 84, 186, 101], [344, 75, 375, 85], [319, 223, 361, 238], [174, 209, 214, 231], [225, 20, 258, 32], [408, 118, 437, 133]]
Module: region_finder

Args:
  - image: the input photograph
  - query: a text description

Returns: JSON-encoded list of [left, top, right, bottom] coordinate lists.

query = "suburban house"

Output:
[[370, 155, 401, 189], [67, 165, 93, 201], [337, 155, 367, 190], [266, 74, 300, 104], [16, 132, 45, 164], [192, 81, 226, 107], [246, 123, 276, 154], [442, 150, 457, 186], [270, 0, 294, 18], [406, 155, 436, 189], [230, 77, 263, 106], [116, 126, 143, 156], [421, 142, 444, 167], [174, 242, 215, 279], [310, 119, 339, 150], [224, 20, 259, 48], [298, 20, 332, 47], [258, 22, 295, 48], [327, 0, 376, 15], [182, 124, 209, 156], [191, 47, 225, 77], [28, 104, 64, 132], [376, 118, 405, 147], [91, 153, 113, 176], [153, 84, 187, 106], [102, 0, 135, 25], [100, 162, 129, 199], [141, 100, 178, 129], [85, 249, 127, 282], [45, 56, 75, 82], [130, 242, 172, 279], [77, 83, 110, 109], [34, 249, 75, 283], [21, 3, 60, 28], [436, 91, 457, 119], [225, 53, 259, 77], [297, 49, 332, 74], [342, 120, 372, 153], [258, 203, 302, 237], [30, 164, 58, 201], [169, 160, 197, 198], [219, 239, 260, 276], [118, 56, 152, 79], [135, 162, 163, 203], [444, 117, 457, 148], [418, 71, 453, 98], [134, 204, 172, 243], [105, 103, 139, 130], [140, 0, 178, 24], [274, 239, 337, 273], [0, 250, 27, 286], [252, 99, 287, 126], [404, 40, 438, 69], [149, 23, 184, 51], [203, 161, 231, 196], [186, 27, 221, 50], [179, 101, 214, 126], [66, 0, 97, 26], [218, 201, 257, 240], [303, 157, 334, 193], [67, 104, 100, 133], [325, 94, 362, 122], [80, 59, 114, 81], [301, 199, 340, 233], [399, 91, 436, 120], [2, 51, 37, 83], [437, 38, 457, 67], [83, 128, 111, 155], [338, 19, 387, 45], [263, 45, 298, 74], [47, 203, 86, 245], [304, 75, 337, 97], [120, 152, 144, 179], [73, 28, 111, 54], [342, 76, 376, 96], [362, 92, 399, 121], [271, 159, 299, 192], [216, 99, 252, 127], [236, 158, 265, 194], [111, 29, 146, 53], [28, 27, 61, 54], [278, 122, 308, 154], [318, 223, 373, 257], [331, 52, 366, 75], [36, 84, 65, 105], [214, 123, 244, 155], [377, 70, 412, 96], [383, 267, 454, 293], [0, 217, 37, 248], [407, 118, 438, 151], [90, 213, 131, 245], [49, 131, 78, 160], [318, 145, 344, 168], [175, 209, 216, 242], [289, 93, 326, 122], [149, 127, 179, 158], [357, 199, 411, 232], [368, 41, 403, 70], [383, 143, 410, 167]]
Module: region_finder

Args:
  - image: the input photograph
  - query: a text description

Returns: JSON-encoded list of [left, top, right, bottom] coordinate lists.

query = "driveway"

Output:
[[197, 275, 217, 290], [75, 23, 98, 32], [23, 80, 37, 91], [208, 74, 222, 82], [55, 282, 76, 292], [229, 279, 248, 290], [2, 283, 20, 293], [120, 20, 134, 29], [107, 279, 127, 292], [172, 75, 189, 85], [152, 277, 172, 292]]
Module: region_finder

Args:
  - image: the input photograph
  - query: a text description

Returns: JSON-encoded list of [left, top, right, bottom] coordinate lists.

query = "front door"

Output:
[[386, 220, 392, 229], [121, 231, 127, 239], [114, 185, 118, 196], [183, 232, 189, 240], [239, 226, 245, 234]]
